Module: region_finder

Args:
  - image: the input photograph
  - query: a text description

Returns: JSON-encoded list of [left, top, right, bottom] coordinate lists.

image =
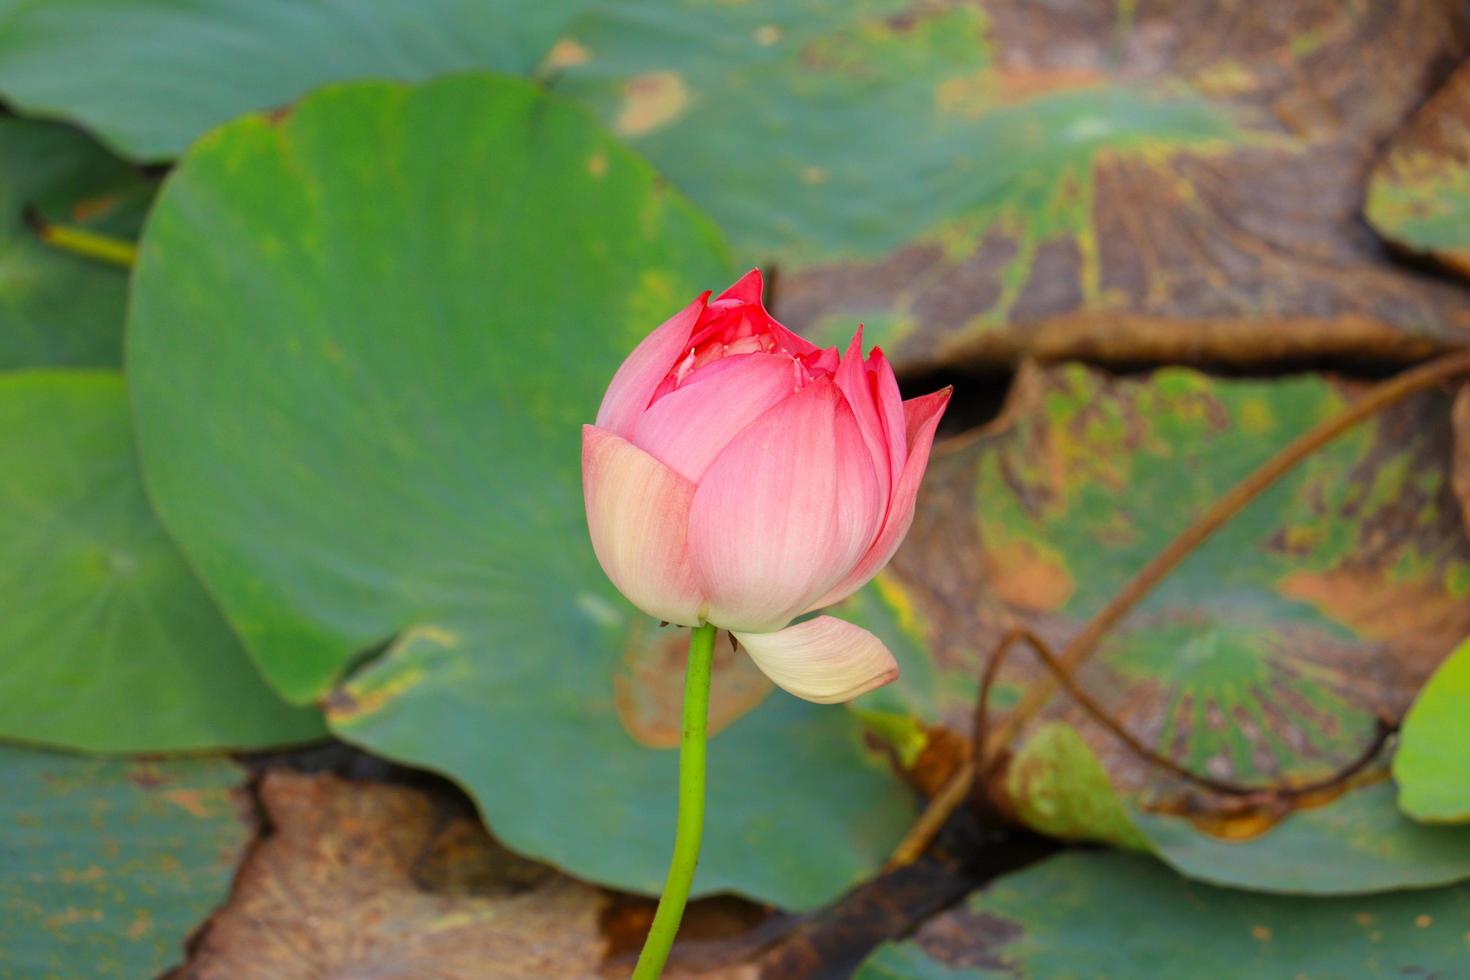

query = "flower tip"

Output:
[[720, 268, 766, 304]]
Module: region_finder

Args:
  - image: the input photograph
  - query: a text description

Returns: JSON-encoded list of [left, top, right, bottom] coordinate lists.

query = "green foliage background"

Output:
[[3, 0, 1470, 974]]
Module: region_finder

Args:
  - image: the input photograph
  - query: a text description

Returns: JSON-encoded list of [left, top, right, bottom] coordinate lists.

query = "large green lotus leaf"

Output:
[[1367, 63, 1470, 278], [867, 363, 1470, 891], [0, 746, 254, 977], [856, 850, 1470, 979], [0, 370, 323, 751], [128, 75, 917, 910], [0, 118, 151, 368], [0, 0, 591, 162], [549, 2, 1234, 278], [1133, 781, 1470, 894], [549, 0, 1470, 369], [1394, 637, 1470, 823]]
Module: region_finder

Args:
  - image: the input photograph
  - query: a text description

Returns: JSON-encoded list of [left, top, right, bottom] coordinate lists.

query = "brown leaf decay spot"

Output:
[[615, 624, 772, 749], [938, 67, 1106, 117], [162, 789, 217, 819], [616, 71, 692, 137], [995, 67, 1106, 103], [126, 765, 166, 790], [1278, 568, 1470, 686], [55, 866, 106, 884], [753, 25, 782, 47], [779, 0, 1470, 372], [263, 104, 294, 127], [44, 906, 103, 931], [127, 908, 152, 940], [178, 772, 610, 979], [982, 537, 1075, 612], [544, 38, 592, 70]]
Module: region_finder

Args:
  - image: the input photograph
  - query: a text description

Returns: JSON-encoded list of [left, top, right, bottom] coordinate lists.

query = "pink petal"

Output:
[[733, 617, 898, 704], [595, 294, 708, 439], [582, 425, 704, 626], [694, 268, 820, 359], [804, 386, 952, 612], [630, 352, 800, 482], [688, 378, 884, 632], [834, 328, 892, 502], [867, 347, 907, 491], [716, 268, 765, 305], [903, 386, 951, 448]]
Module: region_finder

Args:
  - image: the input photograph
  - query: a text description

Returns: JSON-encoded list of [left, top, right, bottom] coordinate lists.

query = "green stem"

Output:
[[32, 216, 137, 268], [633, 622, 716, 980]]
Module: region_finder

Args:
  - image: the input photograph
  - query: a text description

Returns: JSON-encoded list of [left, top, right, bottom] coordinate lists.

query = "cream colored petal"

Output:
[[733, 616, 897, 704], [582, 425, 704, 625]]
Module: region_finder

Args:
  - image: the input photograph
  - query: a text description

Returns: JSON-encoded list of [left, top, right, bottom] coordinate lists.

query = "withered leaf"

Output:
[[553, 0, 1470, 371], [181, 771, 611, 979], [180, 771, 775, 979], [1367, 61, 1470, 278], [846, 362, 1470, 890]]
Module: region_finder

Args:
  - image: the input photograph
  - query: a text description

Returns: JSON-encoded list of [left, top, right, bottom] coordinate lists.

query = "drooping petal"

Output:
[[804, 386, 952, 612], [733, 616, 898, 704], [582, 425, 704, 626], [688, 378, 884, 632], [834, 328, 892, 502], [630, 352, 799, 482], [595, 294, 708, 438]]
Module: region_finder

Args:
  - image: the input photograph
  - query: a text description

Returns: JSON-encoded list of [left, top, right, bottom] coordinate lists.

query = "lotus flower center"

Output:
[[659, 308, 838, 402]]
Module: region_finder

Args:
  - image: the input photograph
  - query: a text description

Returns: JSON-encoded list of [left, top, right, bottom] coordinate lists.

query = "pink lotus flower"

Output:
[[583, 270, 950, 704]]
